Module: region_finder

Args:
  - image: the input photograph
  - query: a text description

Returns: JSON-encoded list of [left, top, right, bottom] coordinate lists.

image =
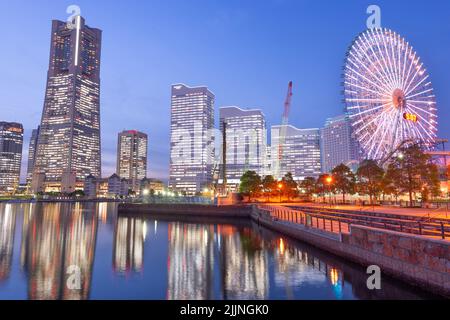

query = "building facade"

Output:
[[219, 106, 267, 188], [271, 125, 321, 181], [33, 17, 102, 192], [117, 130, 148, 192], [320, 114, 362, 173], [0, 122, 24, 194], [26, 126, 40, 186], [169, 84, 215, 195]]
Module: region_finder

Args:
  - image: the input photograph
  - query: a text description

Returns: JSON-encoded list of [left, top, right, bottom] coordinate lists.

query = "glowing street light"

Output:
[[143, 189, 150, 196], [278, 183, 283, 203]]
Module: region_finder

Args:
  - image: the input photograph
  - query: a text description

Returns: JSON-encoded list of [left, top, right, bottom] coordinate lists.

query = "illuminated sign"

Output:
[[403, 113, 418, 123]]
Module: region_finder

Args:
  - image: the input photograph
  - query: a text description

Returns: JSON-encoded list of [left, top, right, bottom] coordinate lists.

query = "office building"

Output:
[[26, 126, 40, 186], [0, 122, 24, 194], [219, 106, 267, 188], [117, 130, 148, 192], [320, 114, 362, 173], [271, 125, 321, 181], [33, 17, 102, 192], [169, 84, 215, 195]]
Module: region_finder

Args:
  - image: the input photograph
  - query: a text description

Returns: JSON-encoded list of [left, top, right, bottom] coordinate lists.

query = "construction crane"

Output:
[[274, 81, 293, 180]]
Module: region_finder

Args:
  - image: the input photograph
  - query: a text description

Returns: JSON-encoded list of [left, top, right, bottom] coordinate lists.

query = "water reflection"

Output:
[[113, 216, 145, 273], [0, 203, 439, 300], [20, 203, 97, 300], [167, 223, 215, 300], [0, 204, 16, 281]]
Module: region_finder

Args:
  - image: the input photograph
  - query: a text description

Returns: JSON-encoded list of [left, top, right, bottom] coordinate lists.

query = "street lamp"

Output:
[[326, 176, 333, 206], [278, 183, 283, 203]]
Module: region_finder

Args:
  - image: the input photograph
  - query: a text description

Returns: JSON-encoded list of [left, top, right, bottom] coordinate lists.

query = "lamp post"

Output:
[[278, 183, 283, 203], [326, 176, 333, 207]]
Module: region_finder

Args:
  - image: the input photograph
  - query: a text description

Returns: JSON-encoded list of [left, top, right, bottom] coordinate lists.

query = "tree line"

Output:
[[239, 144, 442, 206]]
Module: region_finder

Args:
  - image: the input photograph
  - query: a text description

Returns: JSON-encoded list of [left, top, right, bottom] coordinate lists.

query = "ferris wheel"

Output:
[[343, 28, 438, 161]]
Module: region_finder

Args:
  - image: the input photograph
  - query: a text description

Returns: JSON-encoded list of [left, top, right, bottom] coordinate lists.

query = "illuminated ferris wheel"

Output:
[[343, 28, 438, 160]]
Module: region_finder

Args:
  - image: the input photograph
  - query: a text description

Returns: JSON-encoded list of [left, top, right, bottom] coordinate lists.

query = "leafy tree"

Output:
[[299, 177, 316, 200], [262, 175, 277, 202], [239, 171, 262, 201], [315, 174, 330, 203], [282, 172, 298, 201], [331, 164, 356, 204], [381, 163, 402, 202], [389, 145, 441, 206], [356, 159, 384, 205]]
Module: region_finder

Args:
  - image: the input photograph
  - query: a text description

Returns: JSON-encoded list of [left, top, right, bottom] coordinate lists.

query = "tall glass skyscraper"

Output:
[[320, 114, 362, 173], [33, 17, 102, 192], [26, 126, 40, 185], [117, 130, 148, 192], [219, 106, 267, 188], [169, 84, 215, 195], [0, 122, 24, 194], [271, 125, 322, 181]]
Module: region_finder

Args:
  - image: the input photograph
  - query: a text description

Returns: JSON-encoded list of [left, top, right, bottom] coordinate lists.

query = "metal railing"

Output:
[[259, 204, 450, 240], [257, 205, 351, 235]]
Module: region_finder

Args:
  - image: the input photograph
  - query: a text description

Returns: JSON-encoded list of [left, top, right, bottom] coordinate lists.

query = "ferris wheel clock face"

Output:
[[343, 28, 438, 160]]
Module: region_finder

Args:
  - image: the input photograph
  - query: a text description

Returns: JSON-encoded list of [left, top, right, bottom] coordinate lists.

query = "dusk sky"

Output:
[[1, 0, 449, 182]]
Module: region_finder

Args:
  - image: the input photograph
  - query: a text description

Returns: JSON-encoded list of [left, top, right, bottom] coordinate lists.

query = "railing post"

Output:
[[441, 223, 445, 240], [323, 218, 325, 230], [339, 220, 342, 233], [418, 222, 422, 235], [331, 219, 334, 233]]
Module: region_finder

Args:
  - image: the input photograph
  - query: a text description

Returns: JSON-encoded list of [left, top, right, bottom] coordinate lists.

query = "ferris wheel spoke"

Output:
[[403, 51, 417, 93], [346, 64, 393, 95], [406, 103, 436, 118], [362, 31, 397, 90], [404, 62, 424, 94], [357, 31, 396, 90], [400, 43, 410, 89], [405, 85, 432, 100], [405, 74, 430, 97], [379, 30, 400, 88]]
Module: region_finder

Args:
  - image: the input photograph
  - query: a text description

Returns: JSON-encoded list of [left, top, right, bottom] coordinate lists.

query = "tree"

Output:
[[356, 159, 384, 205], [282, 172, 298, 201], [239, 171, 262, 201], [389, 145, 441, 206], [331, 164, 356, 204], [315, 174, 330, 203], [300, 177, 316, 201], [262, 175, 277, 202], [381, 163, 402, 202]]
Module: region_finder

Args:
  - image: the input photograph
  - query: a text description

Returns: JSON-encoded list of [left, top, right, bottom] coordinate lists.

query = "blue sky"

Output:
[[1, 0, 449, 181]]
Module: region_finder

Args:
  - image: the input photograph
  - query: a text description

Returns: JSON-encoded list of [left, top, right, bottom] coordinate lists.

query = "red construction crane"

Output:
[[275, 81, 293, 179]]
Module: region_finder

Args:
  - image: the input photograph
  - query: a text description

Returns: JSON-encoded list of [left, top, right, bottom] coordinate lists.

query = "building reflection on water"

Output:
[[113, 216, 146, 273], [167, 223, 215, 300], [20, 203, 98, 300], [0, 204, 16, 281]]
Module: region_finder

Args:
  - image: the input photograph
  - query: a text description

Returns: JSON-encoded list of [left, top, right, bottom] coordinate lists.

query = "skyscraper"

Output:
[[0, 122, 24, 194], [320, 114, 362, 173], [26, 126, 40, 185], [117, 130, 148, 192], [33, 17, 102, 192], [219, 106, 267, 188], [271, 125, 322, 181], [169, 84, 215, 195]]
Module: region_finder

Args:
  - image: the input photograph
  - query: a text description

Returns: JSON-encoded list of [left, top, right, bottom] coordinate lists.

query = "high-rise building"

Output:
[[169, 84, 215, 195], [33, 17, 102, 192], [271, 125, 321, 181], [0, 122, 24, 194], [219, 106, 267, 188], [26, 126, 40, 185], [117, 130, 148, 192], [320, 114, 362, 173]]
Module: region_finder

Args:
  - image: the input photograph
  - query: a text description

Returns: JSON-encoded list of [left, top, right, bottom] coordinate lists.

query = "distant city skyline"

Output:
[[1, 0, 449, 182]]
